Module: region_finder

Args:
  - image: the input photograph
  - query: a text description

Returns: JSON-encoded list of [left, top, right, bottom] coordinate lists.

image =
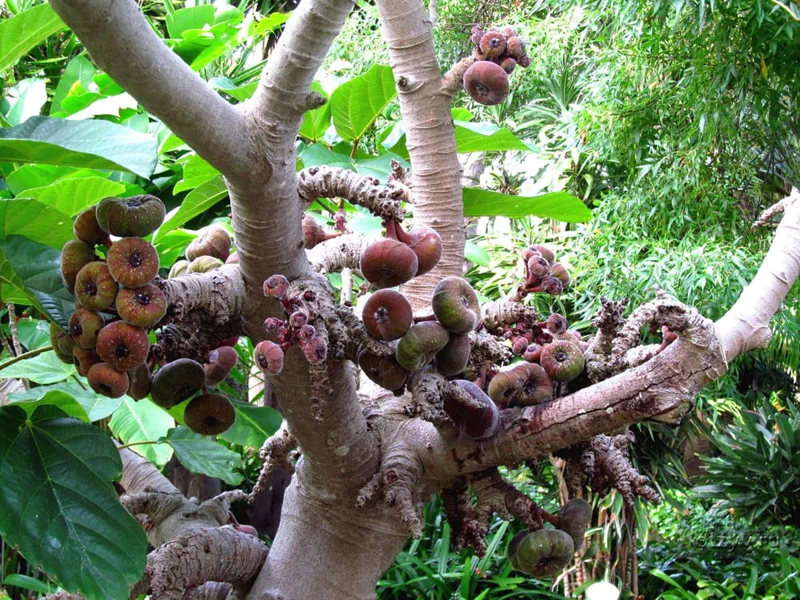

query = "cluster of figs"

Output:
[[508, 498, 592, 578], [463, 26, 532, 106], [54, 195, 240, 436]]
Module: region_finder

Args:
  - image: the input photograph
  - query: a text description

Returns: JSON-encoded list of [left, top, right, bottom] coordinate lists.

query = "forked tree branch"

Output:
[[48, 0, 254, 184]]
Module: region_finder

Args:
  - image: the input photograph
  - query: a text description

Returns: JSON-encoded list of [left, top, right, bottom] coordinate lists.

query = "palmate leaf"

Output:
[[0, 405, 147, 600], [0, 117, 158, 179], [462, 187, 592, 223]]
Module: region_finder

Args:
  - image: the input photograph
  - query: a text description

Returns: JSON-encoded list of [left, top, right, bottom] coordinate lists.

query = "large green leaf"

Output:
[[50, 56, 96, 117], [0, 405, 147, 600], [165, 427, 244, 485], [0, 4, 66, 73], [109, 398, 174, 466], [0, 198, 72, 249], [0, 236, 76, 329], [154, 175, 228, 241], [18, 177, 125, 217], [173, 154, 220, 194], [1, 78, 47, 126], [166, 5, 215, 39], [0, 350, 75, 384], [331, 64, 397, 141], [10, 381, 123, 422], [462, 188, 593, 222], [454, 121, 531, 153], [5, 164, 110, 196], [299, 143, 355, 171], [0, 117, 158, 179], [220, 401, 282, 449]]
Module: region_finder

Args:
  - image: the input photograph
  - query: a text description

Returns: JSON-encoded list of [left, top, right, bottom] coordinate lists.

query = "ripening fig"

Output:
[[288, 310, 309, 329], [116, 284, 167, 328], [60, 240, 97, 293], [512, 336, 529, 355], [463, 61, 509, 106], [128, 362, 152, 401], [396, 322, 450, 371], [204, 346, 239, 386], [68, 308, 104, 350], [226, 252, 239, 264], [549, 263, 570, 287], [479, 31, 506, 58], [254, 340, 284, 375], [557, 498, 592, 548], [87, 362, 130, 398], [302, 336, 328, 364], [96, 195, 166, 238], [168, 260, 190, 279], [49, 322, 75, 364], [184, 393, 236, 436], [186, 224, 231, 262], [532, 245, 555, 265], [539, 276, 563, 295], [444, 380, 499, 440], [73, 207, 111, 247], [435, 333, 471, 377], [508, 529, 574, 578], [362, 289, 413, 341], [74, 262, 119, 311], [546, 313, 568, 335], [518, 54, 532, 69], [487, 369, 523, 406], [540, 340, 585, 383], [150, 358, 205, 408], [73, 346, 101, 376], [512, 362, 553, 406], [499, 57, 517, 74], [431, 277, 481, 334], [360, 238, 419, 289], [187, 255, 224, 274], [302, 215, 340, 249], [506, 36, 526, 59], [95, 321, 150, 371], [358, 352, 409, 391], [106, 237, 160, 287], [389, 221, 443, 277], [527, 255, 550, 277], [523, 343, 544, 363]]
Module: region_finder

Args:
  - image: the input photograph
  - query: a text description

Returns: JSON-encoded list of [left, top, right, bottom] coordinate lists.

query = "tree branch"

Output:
[[48, 0, 253, 183]]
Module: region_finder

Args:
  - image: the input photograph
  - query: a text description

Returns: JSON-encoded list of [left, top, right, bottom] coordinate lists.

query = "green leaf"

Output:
[[2, 573, 54, 594], [166, 5, 215, 38], [299, 82, 332, 143], [0, 117, 158, 179], [0, 198, 73, 250], [154, 229, 196, 268], [0, 236, 76, 329], [0, 405, 147, 600], [10, 381, 123, 422], [465, 239, 490, 267], [154, 175, 228, 241], [5, 164, 110, 196], [173, 154, 220, 194], [462, 188, 593, 222], [165, 427, 244, 485], [50, 56, 96, 117], [0, 349, 75, 384], [299, 143, 355, 171], [0, 4, 66, 73], [12, 318, 50, 350], [1, 78, 47, 126], [454, 121, 530, 153], [220, 401, 282, 449], [18, 177, 125, 217], [331, 65, 397, 141], [354, 153, 409, 181], [251, 12, 290, 37], [109, 398, 174, 466], [209, 77, 258, 102]]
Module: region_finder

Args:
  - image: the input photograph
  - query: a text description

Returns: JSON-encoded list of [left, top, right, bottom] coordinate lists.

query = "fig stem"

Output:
[[541, 509, 560, 527], [71, 374, 89, 391], [117, 440, 162, 451], [0, 345, 53, 370]]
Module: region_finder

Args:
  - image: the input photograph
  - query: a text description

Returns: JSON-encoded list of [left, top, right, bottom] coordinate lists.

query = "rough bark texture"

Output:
[[43, 0, 800, 599]]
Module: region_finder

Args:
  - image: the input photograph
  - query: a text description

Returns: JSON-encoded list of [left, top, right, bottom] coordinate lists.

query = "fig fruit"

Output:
[[204, 346, 239, 386], [549, 263, 570, 287], [68, 308, 104, 350], [150, 358, 205, 408], [506, 36, 526, 59], [499, 56, 517, 74], [116, 284, 167, 328], [540, 340, 584, 383], [87, 362, 130, 398], [523, 343, 544, 363], [527, 255, 550, 277], [184, 393, 236, 436], [390, 222, 442, 277], [168, 260, 190, 279], [360, 238, 419, 289], [254, 340, 284, 375], [512, 362, 553, 406], [444, 380, 499, 440], [187, 255, 224, 274], [509, 529, 574, 578], [128, 362, 152, 401], [301, 336, 328, 364], [50, 323, 76, 364], [479, 31, 506, 58], [186, 224, 231, 262], [96, 195, 166, 238], [557, 498, 592, 548], [73, 207, 111, 247], [73, 346, 101, 376], [487, 369, 523, 406], [396, 322, 450, 371], [263, 274, 289, 300], [532, 245, 555, 265], [95, 321, 150, 371], [463, 61, 509, 106], [435, 332, 471, 376], [107, 237, 159, 287], [358, 352, 409, 391], [546, 313, 568, 335], [431, 277, 481, 334], [74, 261, 119, 311], [362, 289, 413, 341], [60, 240, 97, 293]]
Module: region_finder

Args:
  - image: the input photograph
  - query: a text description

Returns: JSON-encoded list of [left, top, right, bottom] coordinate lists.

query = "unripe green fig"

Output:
[[49, 322, 76, 364], [96, 195, 166, 238], [60, 240, 97, 293], [432, 277, 481, 334], [509, 529, 574, 578], [435, 332, 471, 376], [557, 498, 592, 548], [187, 255, 224, 274], [540, 340, 584, 383], [395, 322, 450, 371], [487, 369, 523, 407]]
